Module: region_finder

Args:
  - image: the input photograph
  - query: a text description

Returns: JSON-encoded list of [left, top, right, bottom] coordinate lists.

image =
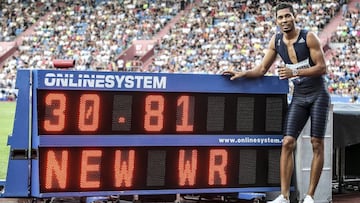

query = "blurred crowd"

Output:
[[326, 2, 360, 98], [0, 0, 53, 42], [149, 0, 341, 74], [0, 0, 359, 102]]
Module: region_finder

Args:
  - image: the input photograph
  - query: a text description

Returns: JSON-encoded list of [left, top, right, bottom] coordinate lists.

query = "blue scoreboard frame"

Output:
[[1, 69, 289, 199]]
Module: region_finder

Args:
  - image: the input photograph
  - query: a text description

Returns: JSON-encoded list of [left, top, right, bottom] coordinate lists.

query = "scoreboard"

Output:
[[1, 69, 288, 199]]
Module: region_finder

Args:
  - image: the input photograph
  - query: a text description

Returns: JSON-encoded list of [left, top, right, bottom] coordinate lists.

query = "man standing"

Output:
[[223, 3, 330, 203]]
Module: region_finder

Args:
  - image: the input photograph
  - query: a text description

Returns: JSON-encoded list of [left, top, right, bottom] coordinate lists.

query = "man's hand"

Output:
[[222, 70, 246, 80], [278, 66, 296, 79]]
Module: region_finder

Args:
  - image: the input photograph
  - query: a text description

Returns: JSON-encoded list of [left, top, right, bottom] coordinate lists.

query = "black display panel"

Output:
[[39, 146, 281, 193], [37, 90, 287, 135]]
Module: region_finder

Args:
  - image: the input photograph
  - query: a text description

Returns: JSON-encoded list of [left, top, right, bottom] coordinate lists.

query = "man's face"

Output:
[[276, 8, 295, 33]]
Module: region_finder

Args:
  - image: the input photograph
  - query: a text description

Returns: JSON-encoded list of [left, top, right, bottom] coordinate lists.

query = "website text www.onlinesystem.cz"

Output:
[[218, 137, 283, 144]]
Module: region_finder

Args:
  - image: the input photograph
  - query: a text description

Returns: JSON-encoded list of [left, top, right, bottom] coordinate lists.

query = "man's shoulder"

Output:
[[274, 32, 282, 48], [300, 29, 310, 36]]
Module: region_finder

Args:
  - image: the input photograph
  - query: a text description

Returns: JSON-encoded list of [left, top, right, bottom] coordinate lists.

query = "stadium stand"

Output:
[[0, 0, 358, 102], [325, 0, 360, 99]]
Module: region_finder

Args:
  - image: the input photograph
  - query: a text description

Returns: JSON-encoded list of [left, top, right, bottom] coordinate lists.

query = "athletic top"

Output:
[[275, 29, 326, 94]]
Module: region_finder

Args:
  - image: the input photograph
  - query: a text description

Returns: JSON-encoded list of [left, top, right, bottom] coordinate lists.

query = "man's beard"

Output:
[[283, 26, 293, 33]]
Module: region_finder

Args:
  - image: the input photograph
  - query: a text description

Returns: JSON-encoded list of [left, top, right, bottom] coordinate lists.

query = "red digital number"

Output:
[[144, 95, 194, 132], [78, 94, 100, 131], [44, 93, 66, 132], [43, 93, 196, 133], [176, 95, 194, 132], [144, 95, 164, 131]]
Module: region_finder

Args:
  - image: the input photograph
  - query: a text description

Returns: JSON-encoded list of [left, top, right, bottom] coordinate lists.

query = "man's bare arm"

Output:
[[297, 32, 327, 77], [222, 35, 278, 80]]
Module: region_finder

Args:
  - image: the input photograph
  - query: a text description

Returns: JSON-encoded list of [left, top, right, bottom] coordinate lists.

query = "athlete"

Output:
[[222, 3, 330, 203]]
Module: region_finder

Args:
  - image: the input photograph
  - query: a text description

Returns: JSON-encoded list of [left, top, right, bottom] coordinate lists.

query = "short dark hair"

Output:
[[275, 3, 295, 17]]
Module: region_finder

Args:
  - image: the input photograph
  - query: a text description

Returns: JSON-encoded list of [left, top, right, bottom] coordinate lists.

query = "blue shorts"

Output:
[[284, 88, 330, 139]]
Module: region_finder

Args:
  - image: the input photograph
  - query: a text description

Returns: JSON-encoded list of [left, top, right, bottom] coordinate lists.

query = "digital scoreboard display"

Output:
[[23, 70, 289, 197], [39, 146, 281, 192], [37, 91, 286, 135]]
